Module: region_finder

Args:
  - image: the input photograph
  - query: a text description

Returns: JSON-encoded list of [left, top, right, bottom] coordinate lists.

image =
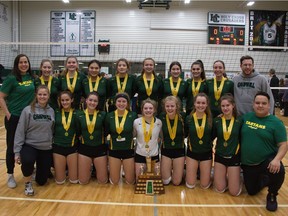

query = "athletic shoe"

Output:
[[266, 193, 277, 212], [24, 182, 34, 196], [7, 174, 17, 188]]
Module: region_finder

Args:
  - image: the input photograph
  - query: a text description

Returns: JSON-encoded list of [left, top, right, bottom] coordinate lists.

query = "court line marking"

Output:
[[0, 196, 288, 208]]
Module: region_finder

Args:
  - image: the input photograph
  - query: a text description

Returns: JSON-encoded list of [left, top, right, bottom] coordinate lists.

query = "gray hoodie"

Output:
[[14, 103, 55, 157], [232, 70, 274, 115]]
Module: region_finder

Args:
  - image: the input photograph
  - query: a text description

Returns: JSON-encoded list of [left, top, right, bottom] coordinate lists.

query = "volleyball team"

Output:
[[0, 54, 287, 212]]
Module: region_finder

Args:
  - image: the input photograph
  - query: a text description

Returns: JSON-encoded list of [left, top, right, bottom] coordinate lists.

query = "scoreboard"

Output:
[[208, 26, 245, 45]]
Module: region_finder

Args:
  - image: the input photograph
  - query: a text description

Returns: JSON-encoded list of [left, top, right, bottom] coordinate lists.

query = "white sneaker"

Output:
[[24, 182, 34, 196], [7, 174, 17, 188]]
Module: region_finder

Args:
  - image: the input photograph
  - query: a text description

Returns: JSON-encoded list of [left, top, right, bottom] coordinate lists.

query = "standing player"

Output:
[[162, 61, 187, 110], [34, 59, 60, 110], [108, 58, 136, 112], [82, 59, 108, 111], [206, 60, 234, 117], [134, 58, 163, 114], [186, 60, 207, 115], [59, 56, 85, 110]]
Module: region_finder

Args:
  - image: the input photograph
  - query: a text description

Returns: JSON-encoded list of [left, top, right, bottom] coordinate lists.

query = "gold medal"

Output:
[[143, 73, 154, 96], [215, 101, 218, 106], [166, 114, 178, 146], [62, 108, 73, 137], [193, 113, 206, 144], [169, 77, 182, 96], [90, 135, 94, 140], [214, 77, 226, 103], [66, 71, 78, 93], [115, 110, 128, 141], [192, 79, 202, 97], [145, 144, 149, 149], [116, 74, 128, 93], [40, 75, 52, 92], [222, 116, 235, 148], [171, 141, 175, 146], [88, 76, 101, 92], [65, 132, 69, 136], [118, 135, 122, 139]]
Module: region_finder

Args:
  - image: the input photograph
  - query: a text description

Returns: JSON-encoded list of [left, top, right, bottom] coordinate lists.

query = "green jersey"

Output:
[[162, 78, 188, 102], [159, 112, 185, 149], [212, 116, 242, 157], [34, 77, 60, 110], [77, 110, 106, 147], [108, 74, 136, 100], [0, 74, 35, 116], [59, 72, 86, 109], [53, 109, 80, 147], [241, 112, 287, 165], [206, 78, 234, 117], [185, 79, 208, 115], [134, 75, 163, 113], [105, 111, 137, 150], [82, 76, 108, 111], [185, 113, 212, 153]]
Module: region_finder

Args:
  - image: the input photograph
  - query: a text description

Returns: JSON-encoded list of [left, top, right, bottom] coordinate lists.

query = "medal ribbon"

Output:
[[221, 116, 235, 142], [84, 109, 98, 135], [142, 117, 155, 145], [192, 113, 206, 140], [116, 74, 128, 93], [169, 77, 182, 96], [143, 73, 154, 96], [40, 76, 52, 92], [61, 108, 73, 132], [66, 71, 78, 93], [115, 109, 128, 135], [213, 77, 226, 101], [166, 114, 178, 141], [192, 78, 202, 97], [89, 76, 101, 92]]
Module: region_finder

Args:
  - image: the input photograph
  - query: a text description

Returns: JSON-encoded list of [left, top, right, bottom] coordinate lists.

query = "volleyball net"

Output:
[[0, 42, 288, 78]]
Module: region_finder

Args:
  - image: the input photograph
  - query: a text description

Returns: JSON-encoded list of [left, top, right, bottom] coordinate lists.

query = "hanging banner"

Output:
[[249, 10, 288, 50], [50, 10, 95, 56]]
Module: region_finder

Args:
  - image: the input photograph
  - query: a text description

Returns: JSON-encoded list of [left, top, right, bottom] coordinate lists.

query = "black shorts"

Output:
[[161, 148, 185, 159], [186, 150, 212, 161], [135, 153, 159, 163], [109, 149, 135, 160], [78, 144, 107, 158], [53, 144, 78, 157], [214, 154, 240, 167]]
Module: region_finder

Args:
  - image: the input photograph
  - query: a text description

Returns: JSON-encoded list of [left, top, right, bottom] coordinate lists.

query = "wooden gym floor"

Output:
[[0, 108, 287, 216]]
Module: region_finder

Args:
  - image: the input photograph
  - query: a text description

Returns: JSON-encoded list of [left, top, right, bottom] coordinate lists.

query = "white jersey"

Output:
[[262, 23, 277, 45]]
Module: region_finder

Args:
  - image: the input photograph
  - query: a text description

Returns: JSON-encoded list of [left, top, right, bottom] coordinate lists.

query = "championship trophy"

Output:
[[135, 156, 165, 195]]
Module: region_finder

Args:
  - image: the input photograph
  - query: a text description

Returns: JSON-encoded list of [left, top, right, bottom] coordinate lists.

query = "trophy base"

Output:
[[135, 172, 165, 195]]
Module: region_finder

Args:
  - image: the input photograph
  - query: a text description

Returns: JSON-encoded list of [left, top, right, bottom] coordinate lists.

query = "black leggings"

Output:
[[20, 145, 52, 186], [241, 157, 285, 195], [5, 115, 20, 174]]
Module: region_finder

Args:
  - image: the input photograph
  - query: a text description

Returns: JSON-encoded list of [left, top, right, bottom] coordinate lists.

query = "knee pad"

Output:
[[55, 179, 66, 185], [162, 176, 171, 185], [185, 182, 196, 189], [201, 181, 211, 189], [69, 179, 79, 184]]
